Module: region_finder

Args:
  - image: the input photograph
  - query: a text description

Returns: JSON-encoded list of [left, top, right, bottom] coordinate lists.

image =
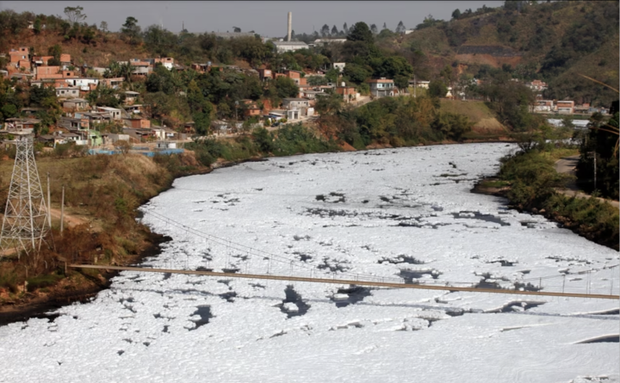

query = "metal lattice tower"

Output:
[[0, 136, 49, 257]]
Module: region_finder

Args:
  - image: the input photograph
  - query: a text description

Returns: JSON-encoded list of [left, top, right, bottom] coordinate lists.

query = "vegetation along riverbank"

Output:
[[473, 111, 619, 251]]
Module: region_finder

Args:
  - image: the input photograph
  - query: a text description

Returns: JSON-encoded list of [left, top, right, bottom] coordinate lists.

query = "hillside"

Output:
[[388, 1, 619, 107], [439, 99, 506, 136], [1, 29, 151, 68]]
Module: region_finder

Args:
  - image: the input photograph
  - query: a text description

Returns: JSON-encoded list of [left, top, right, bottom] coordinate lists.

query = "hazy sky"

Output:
[[0, 1, 504, 37]]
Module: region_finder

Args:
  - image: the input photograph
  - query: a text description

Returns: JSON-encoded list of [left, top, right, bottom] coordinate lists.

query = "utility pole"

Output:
[[593, 152, 597, 191], [47, 172, 51, 228], [0, 136, 50, 257], [60, 185, 65, 236]]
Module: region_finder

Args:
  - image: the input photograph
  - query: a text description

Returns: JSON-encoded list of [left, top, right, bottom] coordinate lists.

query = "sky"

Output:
[[0, 1, 505, 37]]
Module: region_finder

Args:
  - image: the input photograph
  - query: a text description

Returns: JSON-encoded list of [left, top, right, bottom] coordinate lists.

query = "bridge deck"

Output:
[[69, 264, 619, 300]]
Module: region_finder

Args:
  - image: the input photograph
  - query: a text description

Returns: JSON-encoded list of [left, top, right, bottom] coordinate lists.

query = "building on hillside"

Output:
[[411, 80, 430, 89], [60, 116, 90, 130], [8, 47, 29, 71], [9, 73, 34, 83], [367, 78, 396, 98], [2, 118, 40, 134], [258, 69, 272, 81], [123, 117, 151, 129], [124, 91, 140, 105], [63, 98, 89, 111], [336, 85, 357, 102], [65, 77, 100, 91], [299, 89, 325, 100], [96, 106, 122, 120], [527, 80, 547, 92], [60, 54, 71, 67], [574, 103, 590, 114], [34, 66, 60, 79], [241, 100, 261, 117], [191, 63, 212, 73], [33, 56, 53, 66], [108, 133, 131, 144], [333, 62, 346, 72], [152, 126, 179, 140], [123, 127, 153, 142], [154, 57, 175, 70], [100, 77, 124, 89], [284, 70, 307, 86], [56, 86, 80, 99], [272, 41, 308, 53], [125, 104, 143, 115], [83, 111, 113, 126], [556, 100, 575, 114], [532, 100, 554, 113], [282, 98, 310, 110]]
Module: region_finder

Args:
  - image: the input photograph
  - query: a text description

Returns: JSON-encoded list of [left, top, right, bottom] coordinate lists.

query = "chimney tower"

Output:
[[287, 12, 292, 41]]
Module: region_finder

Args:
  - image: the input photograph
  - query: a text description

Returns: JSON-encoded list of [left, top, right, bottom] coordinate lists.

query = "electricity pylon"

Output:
[[0, 136, 49, 257]]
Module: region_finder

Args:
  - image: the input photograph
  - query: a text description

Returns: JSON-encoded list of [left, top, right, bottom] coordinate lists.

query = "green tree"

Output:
[[33, 17, 42, 34], [187, 80, 214, 135], [428, 79, 447, 98], [121, 16, 141, 45], [431, 112, 472, 141], [347, 22, 374, 44], [47, 44, 62, 66], [143, 25, 178, 56], [343, 63, 370, 84], [315, 93, 343, 116], [274, 76, 299, 99]]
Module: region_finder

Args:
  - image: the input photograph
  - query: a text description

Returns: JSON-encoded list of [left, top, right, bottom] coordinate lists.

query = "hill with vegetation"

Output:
[[374, 0, 618, 107]]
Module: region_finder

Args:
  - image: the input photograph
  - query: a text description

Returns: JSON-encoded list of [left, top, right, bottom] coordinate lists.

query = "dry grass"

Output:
[[1, 30, 149, 67]]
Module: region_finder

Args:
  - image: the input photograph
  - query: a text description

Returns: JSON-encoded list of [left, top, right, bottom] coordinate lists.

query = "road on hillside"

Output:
[[554, 155, 619, 208]]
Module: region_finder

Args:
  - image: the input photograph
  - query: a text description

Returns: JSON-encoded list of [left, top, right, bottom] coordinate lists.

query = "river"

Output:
[[0, 143, 618, 382]]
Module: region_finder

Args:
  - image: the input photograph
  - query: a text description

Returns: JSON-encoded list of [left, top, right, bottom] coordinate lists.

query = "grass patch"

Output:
[[480, 179, 511, 188], [26, 273, 64, 291]]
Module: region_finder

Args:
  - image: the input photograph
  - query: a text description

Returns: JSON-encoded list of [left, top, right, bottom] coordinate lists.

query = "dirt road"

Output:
[[554, 155, 619, 208]]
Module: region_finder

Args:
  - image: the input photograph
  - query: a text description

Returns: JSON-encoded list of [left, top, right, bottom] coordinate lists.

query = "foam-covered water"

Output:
[[0, 143, 617, 383]]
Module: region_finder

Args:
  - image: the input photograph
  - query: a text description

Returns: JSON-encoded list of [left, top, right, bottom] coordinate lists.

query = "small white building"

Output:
[[65, 77, 99, 91], [282, 98, 310, 109], [272, 41, 309, 53], [56, 87, 80, 99], [333, 62, 346, 73], [152, 126, 177, 140]]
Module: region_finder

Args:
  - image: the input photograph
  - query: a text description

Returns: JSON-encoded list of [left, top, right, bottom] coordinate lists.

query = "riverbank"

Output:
[[472, 147, 619, 251]]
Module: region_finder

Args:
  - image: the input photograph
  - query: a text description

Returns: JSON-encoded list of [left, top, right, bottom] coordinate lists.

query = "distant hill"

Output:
[[384, 1, 619, 107]]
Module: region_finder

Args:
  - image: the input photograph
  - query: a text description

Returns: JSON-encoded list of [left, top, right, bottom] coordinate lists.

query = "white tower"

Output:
[[287, 12, 292, 41]]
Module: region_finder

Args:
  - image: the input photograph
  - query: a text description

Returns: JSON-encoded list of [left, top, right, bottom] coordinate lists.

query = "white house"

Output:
[[65, 77, 99, 91], [333, 62, 346, 73], [56, 87, 80, 99], [367, 78, 396, 98], [282, 98, 310, 109]]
